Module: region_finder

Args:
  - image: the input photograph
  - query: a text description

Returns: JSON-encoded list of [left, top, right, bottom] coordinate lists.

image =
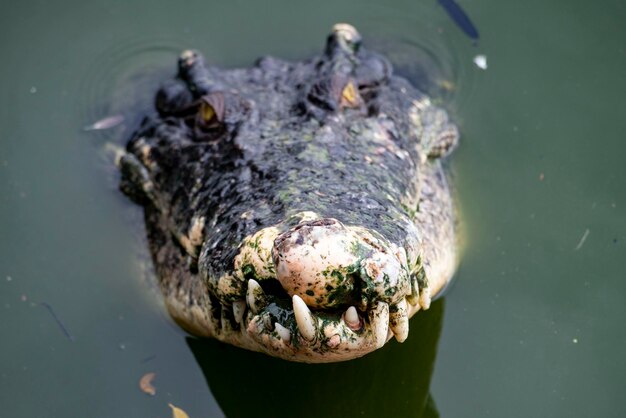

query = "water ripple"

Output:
[[76, 36, 189, 141]]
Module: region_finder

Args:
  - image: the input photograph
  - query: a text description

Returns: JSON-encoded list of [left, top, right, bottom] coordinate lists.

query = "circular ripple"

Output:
[[361, 3, 480, 115], [76, 36, 189, 141]]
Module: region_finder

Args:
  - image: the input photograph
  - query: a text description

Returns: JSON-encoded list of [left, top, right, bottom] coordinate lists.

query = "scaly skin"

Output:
[[118, 24, 459, 362]]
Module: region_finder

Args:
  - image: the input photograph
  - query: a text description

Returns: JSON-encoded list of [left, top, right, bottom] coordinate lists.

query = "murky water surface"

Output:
[[1, 0, 625, 417]]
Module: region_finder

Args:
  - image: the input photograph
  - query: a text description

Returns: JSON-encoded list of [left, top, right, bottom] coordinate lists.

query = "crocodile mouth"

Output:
[[201, 214, 432, 362]]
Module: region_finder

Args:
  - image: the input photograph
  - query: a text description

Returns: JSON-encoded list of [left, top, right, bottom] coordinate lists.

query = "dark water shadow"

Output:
[[187, 299, 444, 418]]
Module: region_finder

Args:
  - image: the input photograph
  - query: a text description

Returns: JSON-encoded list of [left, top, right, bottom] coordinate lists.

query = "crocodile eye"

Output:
[[193, 91, 251, 141], [331, 76, 362, 109], [339, 80, 361, 108], [200, 101, 215, 122], [308, 75, 363, 113], [193, 92, 227, 140], [199, 92, 225, 124]]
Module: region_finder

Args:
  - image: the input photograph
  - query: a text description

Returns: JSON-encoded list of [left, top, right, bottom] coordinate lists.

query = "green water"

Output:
[[1, 0, 624, 417]]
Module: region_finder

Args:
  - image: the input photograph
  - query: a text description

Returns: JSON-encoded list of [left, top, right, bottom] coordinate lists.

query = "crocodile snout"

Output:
[[272, 218, 410, 311], [273, 218, 358, 308]]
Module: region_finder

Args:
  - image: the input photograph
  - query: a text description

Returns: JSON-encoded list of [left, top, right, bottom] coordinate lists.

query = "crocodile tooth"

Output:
[[343, 306, 362, 331], [389, 298, 409, 343], [205, 290, 221, 333], [419, 287, 431, 310], [246, 279, 266, 314], [369, 301, 389, 349], [292, 295, 317, 341], [274, 322, 291, 342], [407, 276, 420, 306], [220, 305, 234, 332], [232, 300, 246, 324]]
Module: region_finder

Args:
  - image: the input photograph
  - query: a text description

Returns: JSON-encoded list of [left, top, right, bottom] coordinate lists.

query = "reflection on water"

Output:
[[189, 300, 444, 418]]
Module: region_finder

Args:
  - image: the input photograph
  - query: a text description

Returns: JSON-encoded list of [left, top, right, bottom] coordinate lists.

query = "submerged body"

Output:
[[119, 24, 459, 362]]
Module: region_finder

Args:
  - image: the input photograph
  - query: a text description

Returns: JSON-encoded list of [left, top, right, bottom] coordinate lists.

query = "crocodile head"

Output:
[[118, 23, 459, 362]]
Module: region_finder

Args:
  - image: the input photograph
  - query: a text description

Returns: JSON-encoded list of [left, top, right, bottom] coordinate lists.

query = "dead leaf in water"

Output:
[[168, 403, 190, 418], [139, 372, 156, 396]]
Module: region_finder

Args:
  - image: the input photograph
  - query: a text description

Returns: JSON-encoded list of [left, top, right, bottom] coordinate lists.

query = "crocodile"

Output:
[[118, 23, 459, 363]]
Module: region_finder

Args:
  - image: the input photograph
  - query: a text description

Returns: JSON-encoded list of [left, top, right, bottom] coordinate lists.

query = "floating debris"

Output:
[[40, 302, 75, 341], [83, 114, 125, 131], [139, 372, 157, 396], [438, 0, 480, 41], [574, 228, 590, 251], [168, 403, 190, 418], [473, 54, 488, 70]]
